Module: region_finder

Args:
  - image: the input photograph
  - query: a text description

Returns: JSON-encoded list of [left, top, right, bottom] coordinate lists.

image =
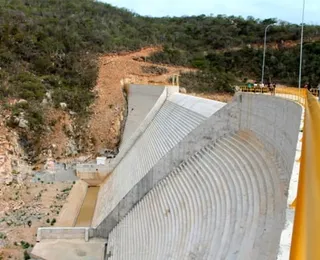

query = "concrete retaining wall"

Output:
[[95, 93, 301, 238], [76, 164, 110, 186], [36, 227, 95, 242]]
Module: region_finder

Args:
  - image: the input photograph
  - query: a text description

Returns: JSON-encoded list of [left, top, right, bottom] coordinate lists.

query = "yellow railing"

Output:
[[310, 88, 319, 97], [275, 87, 307, 106], [290, 92, 320, 260], [239, 86, 308, 106], [239, 86, 270, 93]]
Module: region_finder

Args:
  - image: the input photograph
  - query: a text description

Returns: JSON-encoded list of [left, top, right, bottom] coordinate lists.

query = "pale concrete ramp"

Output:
[[121, 84, 168, 143], [106, 130, 287, 260], [31, 238, 106, 260]]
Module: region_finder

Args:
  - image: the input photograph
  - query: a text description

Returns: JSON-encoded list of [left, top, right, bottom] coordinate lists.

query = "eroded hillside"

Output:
[[87, 47, 195, 153]]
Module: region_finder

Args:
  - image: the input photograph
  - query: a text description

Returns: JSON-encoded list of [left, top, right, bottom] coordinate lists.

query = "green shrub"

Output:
[[50, 218, 56, 226], [20, 241, 30, 249], [180, 71, 236, 94], [24, 251, 31, 260]]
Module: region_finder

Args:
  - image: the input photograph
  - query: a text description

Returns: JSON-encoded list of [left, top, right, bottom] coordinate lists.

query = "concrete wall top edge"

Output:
[[128, 84, 166, 96], [167, 93, 226, 118]]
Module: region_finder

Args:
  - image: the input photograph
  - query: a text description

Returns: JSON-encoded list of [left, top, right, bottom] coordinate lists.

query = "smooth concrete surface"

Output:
[[92, 95, 225, 228], [167, 92, 225, 118], [75, 187, 100, 227], [56, 180, 88, 227], [106, 131, 288, 260], [122, 84, 167, 143], [237, 94, 302, 176], [31, 238, 106, 260]]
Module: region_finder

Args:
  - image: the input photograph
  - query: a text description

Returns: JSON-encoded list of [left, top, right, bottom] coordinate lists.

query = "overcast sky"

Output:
[[102, 0, 319, 24]]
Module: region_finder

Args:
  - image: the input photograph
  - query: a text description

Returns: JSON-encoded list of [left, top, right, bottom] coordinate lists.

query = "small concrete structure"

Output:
[[36, 227, 94, 242], [75, 164, 109, 186], [31, 238, 106, 260], [96, 157, 106, 165]]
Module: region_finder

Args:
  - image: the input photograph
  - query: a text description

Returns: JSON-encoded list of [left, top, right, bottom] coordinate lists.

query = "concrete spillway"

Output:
[[106, 130, 287, 259], [33, 84, 302, 260], [92, 87, 226, 234]]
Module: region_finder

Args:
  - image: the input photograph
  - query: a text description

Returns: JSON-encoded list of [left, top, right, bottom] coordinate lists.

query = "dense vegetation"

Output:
[[1, 0, 320, 134]]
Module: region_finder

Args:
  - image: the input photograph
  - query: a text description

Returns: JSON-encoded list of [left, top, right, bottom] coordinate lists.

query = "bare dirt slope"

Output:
[[0, 180, 72, 259], [87, 46, 195, 154]]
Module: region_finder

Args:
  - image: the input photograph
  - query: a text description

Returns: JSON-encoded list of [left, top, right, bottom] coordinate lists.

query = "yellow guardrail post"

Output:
[[290, 92, 320, 260]]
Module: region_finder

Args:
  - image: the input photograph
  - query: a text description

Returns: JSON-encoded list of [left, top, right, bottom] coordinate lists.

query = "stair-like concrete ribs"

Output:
[[92, 93, 225, 229], [106, 132, 287, 260]]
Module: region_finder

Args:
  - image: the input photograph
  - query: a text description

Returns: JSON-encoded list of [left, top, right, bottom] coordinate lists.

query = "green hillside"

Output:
[[1, 0, 320, 133]]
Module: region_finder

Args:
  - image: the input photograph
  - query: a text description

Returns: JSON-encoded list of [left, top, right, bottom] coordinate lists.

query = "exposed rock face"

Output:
[[0, 138, 13, 184], [0, 125, 30, 184], [18, 118, 28, 129]]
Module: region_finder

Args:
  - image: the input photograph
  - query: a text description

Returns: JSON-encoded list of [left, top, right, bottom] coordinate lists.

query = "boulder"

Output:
[[17, 99, 28, 104], [60, 102, 67, 109], [179, 87, 187, 94], [18, 119, 28, 129]]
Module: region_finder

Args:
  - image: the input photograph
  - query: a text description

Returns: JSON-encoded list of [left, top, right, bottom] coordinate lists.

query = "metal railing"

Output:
[[239, 86, 308, 106]]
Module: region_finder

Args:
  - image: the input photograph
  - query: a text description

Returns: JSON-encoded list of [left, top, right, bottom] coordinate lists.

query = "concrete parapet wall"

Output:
[[36, 227, 95, 242], [95, 93, 301, 238]]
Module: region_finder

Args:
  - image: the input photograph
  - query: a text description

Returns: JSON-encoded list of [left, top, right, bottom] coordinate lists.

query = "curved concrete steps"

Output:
[[92, 100, 209, 226], [106, 131, 286, 260]]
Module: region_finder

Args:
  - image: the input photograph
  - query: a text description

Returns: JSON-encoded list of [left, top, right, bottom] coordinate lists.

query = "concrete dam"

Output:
[[32, 84, 302, 260]]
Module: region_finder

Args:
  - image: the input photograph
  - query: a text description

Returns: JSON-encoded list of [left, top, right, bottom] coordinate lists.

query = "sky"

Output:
[[102, 0, 320, 25]]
